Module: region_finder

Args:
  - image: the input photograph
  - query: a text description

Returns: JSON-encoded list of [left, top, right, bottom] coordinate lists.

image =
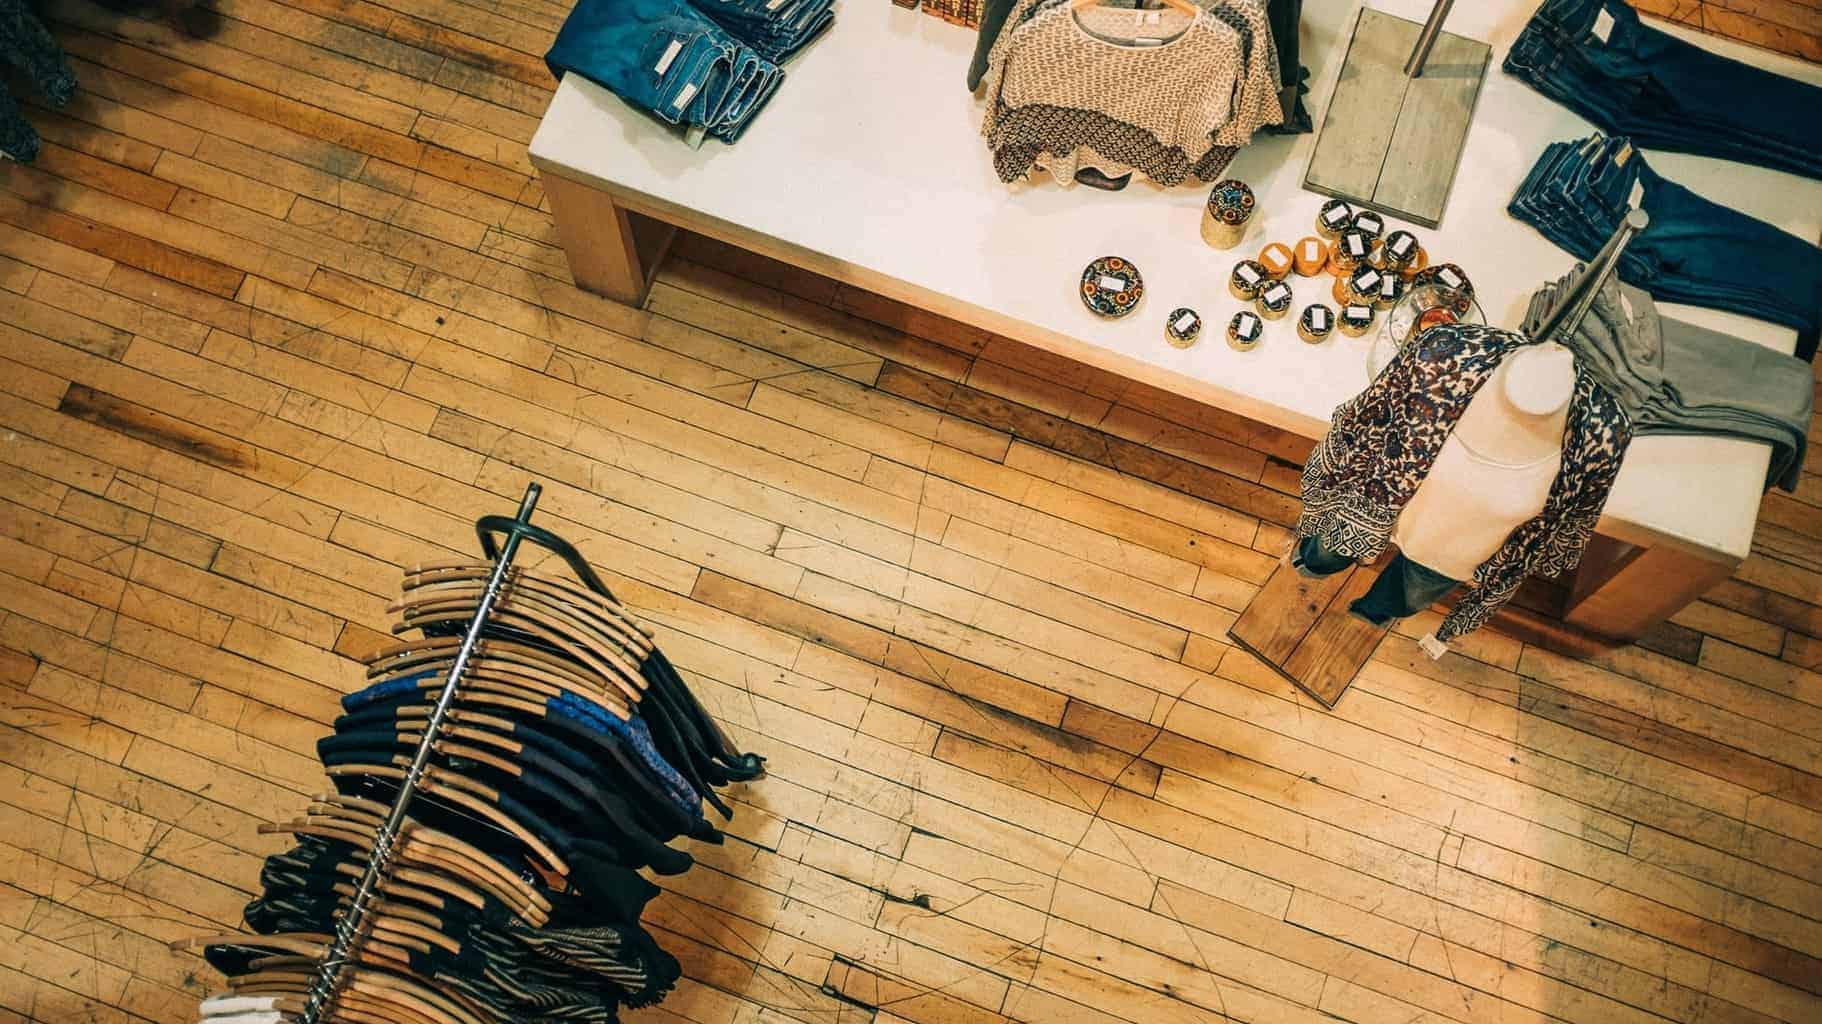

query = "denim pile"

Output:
[[546, 0, 834, 145], [200, 551, 765, 1023], [1505, 0, 1821, 182], [1509, 133, 1822, 346], [1524, 265, 1813, 492], [0, 0, 77, 162]]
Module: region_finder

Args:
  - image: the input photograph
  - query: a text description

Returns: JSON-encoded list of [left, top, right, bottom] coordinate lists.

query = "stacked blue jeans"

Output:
[[692, 0, 834, 64], [1509, 134, 1822, 346], [546, 0, 790, 144], [1504, 0, 1822, 181]]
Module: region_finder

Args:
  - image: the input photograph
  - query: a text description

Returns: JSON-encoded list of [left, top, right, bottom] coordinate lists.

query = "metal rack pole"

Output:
[[1531, 207, 1650, 346], [1401, 0, 1455, 78], [298, 482, 543, 1024]]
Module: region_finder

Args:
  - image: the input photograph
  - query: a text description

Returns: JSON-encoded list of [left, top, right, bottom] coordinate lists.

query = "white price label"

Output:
[[1236, 265, 1260, 284], [1345, 236, 1366, 257], [1356, 270, 1380, 290], [1302, 240, 1319, 261], [655, 39, 683, 74], [1310, 308, 1329, 329], [1098, 275, 1127, 292], [1438, 268, 1462, 288], [1264, 284, 1289, 303], [1391, 235, 1413, 257], [1347, 304, 1371, 318], [1174, 312, 1198, 333]]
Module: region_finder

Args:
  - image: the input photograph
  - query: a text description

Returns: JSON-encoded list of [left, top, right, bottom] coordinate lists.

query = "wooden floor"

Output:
[[3, 3, 1822, 1023]]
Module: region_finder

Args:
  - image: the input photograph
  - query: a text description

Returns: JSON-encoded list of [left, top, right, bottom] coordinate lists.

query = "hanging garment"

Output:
[[1296, 322, 1633, 642], [978, 0, 1282, 186], [0, 0, 78, 162], [1523, 266, 1813, 492]]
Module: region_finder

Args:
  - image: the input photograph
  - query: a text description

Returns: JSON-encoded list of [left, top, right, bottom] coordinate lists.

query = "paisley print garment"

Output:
[[1296, 323, 1633, 641]]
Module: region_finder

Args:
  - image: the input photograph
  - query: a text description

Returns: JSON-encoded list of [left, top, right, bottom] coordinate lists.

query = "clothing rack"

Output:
[[297, 481, 546, 1024], [1530, 207, 1650, 346]]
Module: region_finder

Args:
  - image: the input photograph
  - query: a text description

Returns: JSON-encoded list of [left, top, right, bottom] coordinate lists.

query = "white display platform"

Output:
[[529, 0, 1822, 637]]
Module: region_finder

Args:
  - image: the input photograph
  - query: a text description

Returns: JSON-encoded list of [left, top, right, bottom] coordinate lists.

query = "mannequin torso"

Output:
[[1450, 342, 1574, 463], [1390, 343, 1574, 582]]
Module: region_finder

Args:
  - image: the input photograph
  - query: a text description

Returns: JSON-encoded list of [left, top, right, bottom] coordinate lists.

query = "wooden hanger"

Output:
[[392, 600, 644, 704], [365, 654, 630, 719], [323, 762, 568, 877], [393, 576, 652, 673], [398, 575, 654, 660], [365, 634, 631, 710], [304, 795, 552, 920], [225, 952, 485, 1024], [1071, 0, 1198, 15], [407, 559, 656, 643], [260, 821, 491, 912], [266, 810, 546, 925]]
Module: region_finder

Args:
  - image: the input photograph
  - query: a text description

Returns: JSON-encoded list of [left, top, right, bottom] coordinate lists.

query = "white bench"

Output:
[[528, 0, 1822, 642]]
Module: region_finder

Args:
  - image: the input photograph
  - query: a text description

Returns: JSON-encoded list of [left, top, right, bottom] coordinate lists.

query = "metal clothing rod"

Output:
[[298, 482, 543, 1024], [1402, 0, 1455, 78], [1531, 207, 1650, 347]]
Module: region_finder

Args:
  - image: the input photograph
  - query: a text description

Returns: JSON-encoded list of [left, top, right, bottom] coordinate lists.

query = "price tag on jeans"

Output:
[[1592, 8, 1615, 43], [671, 82, 698, 111], [1626, 177, 1645, 210], [654, 39, 683, 74]]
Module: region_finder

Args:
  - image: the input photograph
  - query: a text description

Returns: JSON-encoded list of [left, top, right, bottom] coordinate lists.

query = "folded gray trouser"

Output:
[[1526, 269, 1812, 492]]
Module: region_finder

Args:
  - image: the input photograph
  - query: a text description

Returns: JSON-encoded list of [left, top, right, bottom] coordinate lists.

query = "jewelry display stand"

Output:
[[1303, 0, 1490, 228], [1229, 210, 1652, 708]]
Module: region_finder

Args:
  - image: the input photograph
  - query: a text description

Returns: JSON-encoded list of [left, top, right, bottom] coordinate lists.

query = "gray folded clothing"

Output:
[[1526, 267, 1812, 492]]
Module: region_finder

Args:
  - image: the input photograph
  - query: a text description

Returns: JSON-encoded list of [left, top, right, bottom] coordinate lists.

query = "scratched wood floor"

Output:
[[3, 2, 1822, 1023]]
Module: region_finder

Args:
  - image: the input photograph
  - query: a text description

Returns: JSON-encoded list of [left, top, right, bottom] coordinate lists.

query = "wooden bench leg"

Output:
[[1562, 539, 1737, 642], [541, 171, 675, 306]]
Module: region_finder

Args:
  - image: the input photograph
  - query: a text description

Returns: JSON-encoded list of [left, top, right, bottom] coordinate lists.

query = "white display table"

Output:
[[528, 0, 1822, 641]]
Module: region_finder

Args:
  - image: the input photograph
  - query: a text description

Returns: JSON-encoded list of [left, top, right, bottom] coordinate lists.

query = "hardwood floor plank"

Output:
[[8, 3, 1822, 1022]]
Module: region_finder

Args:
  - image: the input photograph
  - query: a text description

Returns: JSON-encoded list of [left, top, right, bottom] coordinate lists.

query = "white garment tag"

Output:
[[1418, 632, 1450, 660], [671, 82, 698, 110], [1236, 264, 1261, 285], [1438, 268, 1462, 288], [1098, 275, 1127, 292], [1347, 304, 1371, 318], [1626, 177, 1645, 210], [1174, 312, 1198, 333], [654, 39, 683, 74], [1591, 8, 1615, 43]]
